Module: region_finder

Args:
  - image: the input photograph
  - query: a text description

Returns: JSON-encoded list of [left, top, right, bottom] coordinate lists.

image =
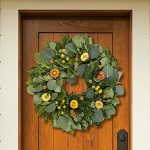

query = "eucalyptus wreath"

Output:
[[26, 34, 124, 134]]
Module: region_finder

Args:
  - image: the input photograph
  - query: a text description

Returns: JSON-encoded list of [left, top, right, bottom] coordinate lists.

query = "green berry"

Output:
[[61, 111, 65, 115], [60, 54, 65, 58], [59, 49, 62, 53], [66, 57, 70, 61], [62, 99, 66, 103], [55, 101, 59, 105], [64, 51, 67, 54], [63, 105, 66, 109], [96, 85, 100, 89], [57, 106, 61, 110], [62, 49, 66, 53], [92, 85, 95, 89], [61, 60, 66, 64]]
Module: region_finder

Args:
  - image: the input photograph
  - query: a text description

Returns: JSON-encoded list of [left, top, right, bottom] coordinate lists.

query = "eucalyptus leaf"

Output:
[[47, 79, 61, 92], [27, 85, 34, 95], [88, 45, 100, 59], [115, 85, 124, 96], [86, 88, 94, 99], [77, 64, 87, 76], [45, 103, 56, 113], [51, 93, 58, 100], [33, 84, 43, 93], [35, 48, 56, 64], [57, 116, 72, 132], [103, 88, 114, 98], [103, 65, 113, 78], [103, 105, 116, 116], [34, 95, 42, 105], [82, 34, 93, 45], [92, 109, 104, 123], [48, 42, 56, 50], [65, 43, 77, 56], [72, 35, 85, 48], [109, 71, 119, 82], [100, 57, 108, 66]]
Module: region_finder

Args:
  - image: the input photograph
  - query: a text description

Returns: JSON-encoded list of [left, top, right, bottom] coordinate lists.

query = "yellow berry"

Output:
[[62, 99, 66, 103], [62, 49, 66, 53], [98, 89, 103, 94], [61, 111, 65, 115], [57, 106, 61, 110], [55, 101, 59, 105], [95, 87, 99, 91], [66, 57, 70, 61], [96, 85, 100, 89], [59, 49, 62, 53], [92, 85, 95, 89], [62, 60, 66, 64], [63, 105, 66, 109], [60, 54, 65, 58]]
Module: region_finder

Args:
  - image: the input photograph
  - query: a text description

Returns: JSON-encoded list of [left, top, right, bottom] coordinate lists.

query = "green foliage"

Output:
[[103, 88, 114, 98], [115, 85, 124, 96], [27, 85, 34, 95], [65, 43, 77, 56], [88, 45, 100, 59], [92, 109, 104, 123], [45, 103, 56, 113], [35, 48, 56, 64], [26, 34, 124, 134], [77, 64, 87, 76], [103, 64, 113, 78], [85, 88, 94, 99], [34, 95, 42, 105], [47, 79, 61, 92], [72, 35, 85, 48]]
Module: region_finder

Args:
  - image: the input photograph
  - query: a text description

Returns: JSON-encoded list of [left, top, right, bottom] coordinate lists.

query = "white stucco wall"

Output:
[[0, 0, 150, 150]]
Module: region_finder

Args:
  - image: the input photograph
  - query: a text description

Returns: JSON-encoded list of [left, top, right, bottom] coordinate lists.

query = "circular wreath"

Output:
[[27, 34, 124, 134]]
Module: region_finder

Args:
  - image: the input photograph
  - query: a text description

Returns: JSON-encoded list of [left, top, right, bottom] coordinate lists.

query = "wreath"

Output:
[[27, 34, 124, 134]]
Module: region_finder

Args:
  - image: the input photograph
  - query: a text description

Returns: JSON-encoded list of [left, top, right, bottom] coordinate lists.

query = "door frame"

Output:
[[18, 10, 132, 150]]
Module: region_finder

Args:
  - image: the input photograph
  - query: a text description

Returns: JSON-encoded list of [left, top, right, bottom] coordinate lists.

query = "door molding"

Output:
[[18, 10, 132, 150]]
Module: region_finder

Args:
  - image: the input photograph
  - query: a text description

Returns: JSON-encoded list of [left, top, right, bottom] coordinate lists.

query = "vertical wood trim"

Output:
[[129, 11, 132, 150], [18, 11, 22, 150], [112, 18, 131, 150], [22, 22, 39, 150]]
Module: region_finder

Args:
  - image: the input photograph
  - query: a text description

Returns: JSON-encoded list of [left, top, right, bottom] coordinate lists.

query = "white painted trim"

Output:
[[0, 0, 150, 150]]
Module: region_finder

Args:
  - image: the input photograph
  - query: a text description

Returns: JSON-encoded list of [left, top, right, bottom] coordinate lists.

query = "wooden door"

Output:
[[19, 11, 131, 150]]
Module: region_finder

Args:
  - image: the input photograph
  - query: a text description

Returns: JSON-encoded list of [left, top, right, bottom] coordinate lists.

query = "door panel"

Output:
[[21, 14, 131, 150]]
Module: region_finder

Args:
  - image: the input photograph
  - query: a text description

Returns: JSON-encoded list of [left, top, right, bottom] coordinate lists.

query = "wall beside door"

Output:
[[0, 0, 150, 150]]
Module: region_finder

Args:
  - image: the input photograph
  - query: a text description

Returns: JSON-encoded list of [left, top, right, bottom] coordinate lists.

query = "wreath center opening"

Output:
[[65, 77, 87, 95]]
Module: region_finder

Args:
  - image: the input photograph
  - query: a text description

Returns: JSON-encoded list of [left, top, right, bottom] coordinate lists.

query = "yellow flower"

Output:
[[50, 68, 60, 79], [95, 101, 103, 109], [80, 52, 89, 61], [41, 93, 51, 102], [70, 100, 79, 109]]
